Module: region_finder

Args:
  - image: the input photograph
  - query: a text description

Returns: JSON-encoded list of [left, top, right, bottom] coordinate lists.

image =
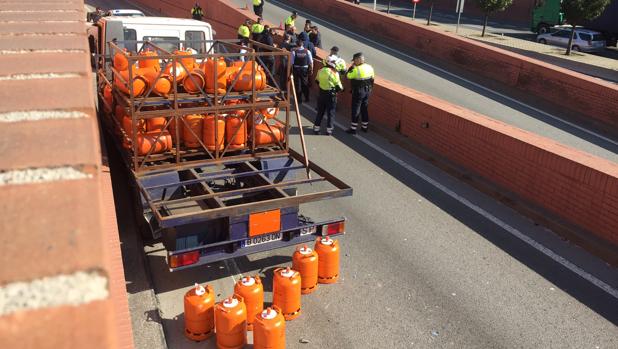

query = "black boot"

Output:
[[345, 128, 357, 135]]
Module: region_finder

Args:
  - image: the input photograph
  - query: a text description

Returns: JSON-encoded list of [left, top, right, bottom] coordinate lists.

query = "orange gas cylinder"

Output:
[[135, 131, 172, 156], [201, 57, 227, 94], [183, 69, 206, 94], [202, 115, 225, 151], [174, 49, 196, 71], [229, 63, 266, 92], [102, 84, 113, 112], [224, 100, 248, 119], [253, 306, 286, 349], [225, 115, 247, 150], [168, 116, 184, 146], [113, 49, 130, 71], [215, 295, 247, 349], [233, 276, 264, 331], [184, 283, 215, 341], [272, 267, 301, 321], [254, 123, 284, 146], [139, 67, 172, 97], [260, 107, 279, 120], [115, 105, 125, 124], [292, 245, 319, 294], [183, 114, 204, 148], [115, 69, 147, 97], [164, 61, 188, 82], [138, 49, 161, 71], [147, 117, 166, 132], [122, 115, 146, 138], [314, 237, 340, 284]]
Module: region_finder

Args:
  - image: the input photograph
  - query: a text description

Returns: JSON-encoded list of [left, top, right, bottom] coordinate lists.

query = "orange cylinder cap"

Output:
[[241, 276, 255, 287], [280, 268, 295, 278], [320, 237, 334, 245], [223, 297, 239, 308], [261, 308, 277, 320]]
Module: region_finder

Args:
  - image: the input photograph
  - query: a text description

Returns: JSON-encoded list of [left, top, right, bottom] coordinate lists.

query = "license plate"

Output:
[[300, 225, 317, 236], [241, 232, 283, 248]]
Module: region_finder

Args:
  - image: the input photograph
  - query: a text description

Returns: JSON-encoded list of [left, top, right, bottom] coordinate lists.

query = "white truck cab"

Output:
[[88, 16, 214, 68]]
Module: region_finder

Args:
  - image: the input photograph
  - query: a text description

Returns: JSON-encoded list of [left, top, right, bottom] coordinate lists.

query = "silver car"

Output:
[[537, 27, 606, 52]]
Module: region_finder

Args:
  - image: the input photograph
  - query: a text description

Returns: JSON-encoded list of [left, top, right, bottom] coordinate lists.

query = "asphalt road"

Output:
[[87, 1, 618, 348]]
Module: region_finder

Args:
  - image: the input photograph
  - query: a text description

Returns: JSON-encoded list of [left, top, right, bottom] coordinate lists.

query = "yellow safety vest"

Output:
[[346, 63, 374, 80], [253, 0, 262, 5], [316, 67, 343, 91], [251, 23, 265, 34], [284, 16, 295, 27], [238, 24, 250, 38]]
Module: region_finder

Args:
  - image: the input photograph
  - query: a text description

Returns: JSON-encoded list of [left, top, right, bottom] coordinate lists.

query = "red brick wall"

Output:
[[0, 1, 129, 348], [136, 0, 618, 247], [286, 0, 618, 132], [419, 0, 535, 24]]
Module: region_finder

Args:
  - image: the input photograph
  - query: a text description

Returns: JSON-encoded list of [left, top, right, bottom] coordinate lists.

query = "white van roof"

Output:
[[104, 16, 211, 28], [109, 9, 145, 16]]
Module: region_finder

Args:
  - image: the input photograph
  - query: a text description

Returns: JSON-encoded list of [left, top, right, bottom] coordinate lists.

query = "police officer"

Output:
[[346, 52, 374, 134], [191, 2, 204, 20], [237, 19, 251, 41], [284, 10, 298, 30], [291, 40, 313, 104], [253, 0, 264, 17], [328, 46, 346, 75], [313, 57, 343, 135], [251, 17, 265, 41]]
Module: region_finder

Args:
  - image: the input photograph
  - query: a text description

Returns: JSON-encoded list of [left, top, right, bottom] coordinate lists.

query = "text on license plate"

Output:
[[241, 232, 283, 248]]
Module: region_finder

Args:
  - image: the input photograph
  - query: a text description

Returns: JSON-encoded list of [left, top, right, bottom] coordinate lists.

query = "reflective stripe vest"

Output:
[[284, 16, 295, 27], [191, 6, 203, 16], [251, 23, 265, 34], [238, 24, 250, 38], [346, 63, 374, 80], [253, 0, 262, 5], [316, 67, 343, 91]]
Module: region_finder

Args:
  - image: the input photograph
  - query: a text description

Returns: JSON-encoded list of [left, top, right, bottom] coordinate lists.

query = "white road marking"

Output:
[[269, 0, 618, 147], [302, 104, 618, 299]]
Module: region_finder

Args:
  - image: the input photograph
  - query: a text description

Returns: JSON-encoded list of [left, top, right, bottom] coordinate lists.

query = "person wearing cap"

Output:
[[313, 58, 343, 135], [253, 0, 264, 17], [191, 2, 204, 21], [346, 52, 374, 134], [251, 17, 265, 41], [238, 19, 251, 41], [297, 31, 316, 57], [291, 40, 313, 104], [284, 11, 298, 30], [328, 46, 346, 75]]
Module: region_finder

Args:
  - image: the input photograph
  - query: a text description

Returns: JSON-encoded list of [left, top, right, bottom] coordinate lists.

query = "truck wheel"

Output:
[[537, 23, 550, 34], [572, 45, 580, 52], [538, 38, 547, 44]]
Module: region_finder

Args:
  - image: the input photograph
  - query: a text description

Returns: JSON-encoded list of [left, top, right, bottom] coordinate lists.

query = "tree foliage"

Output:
[[475, 0, 513, 14], [561, 0, 611, 25]]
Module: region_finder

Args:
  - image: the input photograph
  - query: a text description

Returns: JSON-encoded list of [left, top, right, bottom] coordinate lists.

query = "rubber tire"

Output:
[[572, 45, 581, 52], [538, 38, 547, 44], [537, 24, 550, 34]]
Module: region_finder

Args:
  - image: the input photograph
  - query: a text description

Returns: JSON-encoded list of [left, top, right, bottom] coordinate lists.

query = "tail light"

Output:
[[323, 221, 345, 236], [169, 251, 200, 268]]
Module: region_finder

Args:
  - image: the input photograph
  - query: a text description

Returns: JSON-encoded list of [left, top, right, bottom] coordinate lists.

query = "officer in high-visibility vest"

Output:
[[313, 57, 344, 135], [191, 2, 204, 21], [237, 19, 251, 41], [346, 52, 374, 134], [328, 46, 346, 75], [291, 39, 313, 105], [251, 17, 265, 41], [284, 10, 298, 30], [253, 0, 264, 17]]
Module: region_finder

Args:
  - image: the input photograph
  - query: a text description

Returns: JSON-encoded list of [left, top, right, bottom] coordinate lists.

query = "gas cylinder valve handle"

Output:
[[195, 283, 206, 296]]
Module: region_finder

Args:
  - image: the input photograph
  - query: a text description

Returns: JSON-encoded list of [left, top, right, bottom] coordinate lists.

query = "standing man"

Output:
[[258, 26, 276, 85], [191, 2, 204, 21], [237, 19, 251, 41], [253, 0, 264, 17], [251, 17, 265, 41], [309, 26, 322, 49], [346, 52, 374, 134], [291, 40, 313, 105], [284, 10, 298, 30], [313, 57, 343, 135], [328, 46, 346, 75]]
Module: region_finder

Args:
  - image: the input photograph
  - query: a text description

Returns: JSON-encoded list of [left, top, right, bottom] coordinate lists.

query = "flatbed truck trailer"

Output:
[[92, 20, 352, 271]]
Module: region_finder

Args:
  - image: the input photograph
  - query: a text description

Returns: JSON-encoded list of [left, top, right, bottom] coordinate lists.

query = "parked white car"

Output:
[[537, 27, 606, 52]]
